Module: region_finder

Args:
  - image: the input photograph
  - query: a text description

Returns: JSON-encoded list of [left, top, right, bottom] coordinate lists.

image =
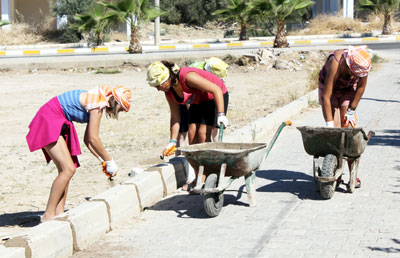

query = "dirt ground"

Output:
[[0, 49, 328, 240]]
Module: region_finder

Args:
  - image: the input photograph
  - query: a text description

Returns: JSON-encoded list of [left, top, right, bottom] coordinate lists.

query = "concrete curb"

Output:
[[1, 88, 319, 258], [0, 35, 399, 57]]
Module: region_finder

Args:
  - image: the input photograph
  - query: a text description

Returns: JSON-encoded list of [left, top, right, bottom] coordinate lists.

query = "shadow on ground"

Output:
[[368, 238, 400, 253], [0, 211, 42, 230], [256, 169, 324, 200], [362, 97, 400, 103], [149, 186, 248, 219], [368, 130, 400, 148]]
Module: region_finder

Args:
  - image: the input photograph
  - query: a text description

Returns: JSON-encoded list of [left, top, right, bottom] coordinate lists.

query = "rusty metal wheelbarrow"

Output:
[[179, 121, 291, 217], [297, 126, 374, 199]]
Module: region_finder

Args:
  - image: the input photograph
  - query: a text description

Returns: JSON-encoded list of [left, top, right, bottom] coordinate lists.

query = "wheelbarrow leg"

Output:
[[244, 171, 257, 207], [347, 158, 360, 193], [313, 156, 320, 192]]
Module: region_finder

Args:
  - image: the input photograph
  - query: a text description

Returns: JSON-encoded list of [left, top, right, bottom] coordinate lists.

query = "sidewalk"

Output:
[[70, 49, 400, 257]]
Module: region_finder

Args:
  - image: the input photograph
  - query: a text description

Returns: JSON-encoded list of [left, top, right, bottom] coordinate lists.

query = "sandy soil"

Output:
[[0, 50, 327, 240]]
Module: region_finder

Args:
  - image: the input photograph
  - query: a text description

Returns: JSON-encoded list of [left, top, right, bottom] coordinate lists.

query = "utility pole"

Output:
[[154, 0, 160, 45]]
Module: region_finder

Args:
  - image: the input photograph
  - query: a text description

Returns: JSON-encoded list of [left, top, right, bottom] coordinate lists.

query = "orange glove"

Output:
[[102, 160, 118, 179], [162, 140, 177, 157]]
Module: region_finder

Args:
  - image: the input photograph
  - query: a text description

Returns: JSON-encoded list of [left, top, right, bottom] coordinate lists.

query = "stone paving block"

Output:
[[0, 244, 25, 258], [4, 220, 72, 258], [55, 201, 108, 252], [91, 184, 140, 230], [123, 170, 164, 211]]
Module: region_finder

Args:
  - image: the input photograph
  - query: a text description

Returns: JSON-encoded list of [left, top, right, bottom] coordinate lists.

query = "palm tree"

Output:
[[251, 0, 314, 48], [73, 3, 111, 46], [0, 20, 9, 27], [101, 0, 165, 53], [213, 0, 253, 40], [357, 0, 400, 35]]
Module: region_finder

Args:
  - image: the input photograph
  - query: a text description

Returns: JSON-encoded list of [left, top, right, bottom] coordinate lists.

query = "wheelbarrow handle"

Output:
[[264, 121, 292, 159], [219, 125, 224, 142]]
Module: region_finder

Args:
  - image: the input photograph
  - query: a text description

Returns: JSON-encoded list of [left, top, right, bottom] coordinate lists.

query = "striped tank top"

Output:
[[57, 90, 89, 123]]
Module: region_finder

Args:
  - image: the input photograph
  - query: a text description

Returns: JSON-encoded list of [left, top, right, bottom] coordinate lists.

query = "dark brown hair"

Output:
[[161, 60, 179, 86]]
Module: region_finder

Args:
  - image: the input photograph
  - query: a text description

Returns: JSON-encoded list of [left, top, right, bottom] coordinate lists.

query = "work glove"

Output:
[[217, 112, 229, 128], [162, 139, 177, 157], [102, 159, 118, 178], [343, 109, 357, 128], [325, 121, 334, 128]]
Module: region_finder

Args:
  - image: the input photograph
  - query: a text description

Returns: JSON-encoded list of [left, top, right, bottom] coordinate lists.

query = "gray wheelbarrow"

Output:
[[297, 126, 374, 199], [179, 121, 291, 217]]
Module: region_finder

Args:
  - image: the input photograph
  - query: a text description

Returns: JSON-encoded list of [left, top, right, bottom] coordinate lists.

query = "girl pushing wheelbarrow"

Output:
[[318, 45, 372, 189]]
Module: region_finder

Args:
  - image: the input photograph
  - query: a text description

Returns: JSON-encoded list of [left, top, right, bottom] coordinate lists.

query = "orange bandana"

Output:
[[343, 45, 371, 77], [112, 86, 131, 112]]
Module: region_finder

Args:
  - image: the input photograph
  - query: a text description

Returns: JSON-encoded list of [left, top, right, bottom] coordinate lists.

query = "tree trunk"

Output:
[[273, 20, 289, 48], [382, 11, 392, 35], [96, 32, 103, 46], [129, 25, 142, 54], [239, 22, 248, 40]]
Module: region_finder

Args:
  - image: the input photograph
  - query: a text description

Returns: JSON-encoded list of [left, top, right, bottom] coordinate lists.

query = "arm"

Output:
[[321, 56, 339, 123], [349, 76, 368, 110], [166, 95, 181, 142], [84, 108, 112, 162], [185, 72, 225, 113]]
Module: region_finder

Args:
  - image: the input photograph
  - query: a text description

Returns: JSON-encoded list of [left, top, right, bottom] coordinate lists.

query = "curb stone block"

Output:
[[147, 162, 181, 196], [55, 201, 108, 252], [0, 244, 25, 258], [4, 221, 72, 258], [123, 171, 164, 211], [91, 185, 140, 230]]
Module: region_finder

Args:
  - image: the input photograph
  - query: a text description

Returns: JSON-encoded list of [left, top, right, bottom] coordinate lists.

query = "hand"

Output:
[[217, 113, 229, 127], [344, 109, 357, 128], [102, 159, 118, 178], [325, 121, 334, 128], [162, 140, 177, 157]]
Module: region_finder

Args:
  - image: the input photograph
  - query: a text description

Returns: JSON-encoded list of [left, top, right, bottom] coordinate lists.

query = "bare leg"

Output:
[[188, 123, 198, 144], [205, 125, 213, 142], [332, 107, 341, 128], [339, 105, 349, 128], [197, 124, 207, 143], [55, 183, 68, 215], [42, 136, 76, 222], [211, 127, 219, 142]]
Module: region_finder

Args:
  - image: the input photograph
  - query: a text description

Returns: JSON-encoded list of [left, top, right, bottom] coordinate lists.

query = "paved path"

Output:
[[73, 48, 400, 258]]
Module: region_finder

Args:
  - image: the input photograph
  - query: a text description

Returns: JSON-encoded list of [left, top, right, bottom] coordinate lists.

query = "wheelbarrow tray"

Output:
[[179, 142, 267, 177], [297, 126, 369, 158]]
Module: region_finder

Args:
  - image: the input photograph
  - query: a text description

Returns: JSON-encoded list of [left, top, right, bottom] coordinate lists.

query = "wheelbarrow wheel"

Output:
[[320, 154, 337, 200], [203, 173, 224, 217]]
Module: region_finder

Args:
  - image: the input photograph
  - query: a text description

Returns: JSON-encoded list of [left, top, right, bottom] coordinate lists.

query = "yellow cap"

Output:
[[204, 57, 229, 78]]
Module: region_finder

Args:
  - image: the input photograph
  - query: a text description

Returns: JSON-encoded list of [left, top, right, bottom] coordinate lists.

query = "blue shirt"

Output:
[[57, 90, 89, 123]]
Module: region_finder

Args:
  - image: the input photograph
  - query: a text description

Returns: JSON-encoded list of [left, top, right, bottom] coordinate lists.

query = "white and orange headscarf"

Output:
[[83, 85, 131, 112], [112, 85, 131, 112], [343, 45, 372, 77]]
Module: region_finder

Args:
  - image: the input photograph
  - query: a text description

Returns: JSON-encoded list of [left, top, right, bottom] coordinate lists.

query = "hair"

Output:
[[105, 96, 119, 119], [161, 60, 179, 86]]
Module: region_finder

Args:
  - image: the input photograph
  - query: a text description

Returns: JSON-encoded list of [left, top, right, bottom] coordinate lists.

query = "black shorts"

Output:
[[188, 92, 229, 128], [179, 104, 189, 133]]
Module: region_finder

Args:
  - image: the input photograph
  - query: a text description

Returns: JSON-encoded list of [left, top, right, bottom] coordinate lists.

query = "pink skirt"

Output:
[[26, 97, 81, 167]]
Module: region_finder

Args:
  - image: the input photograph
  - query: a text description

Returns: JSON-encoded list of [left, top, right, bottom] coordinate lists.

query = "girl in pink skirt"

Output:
[[26, 85, 131, 222]]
